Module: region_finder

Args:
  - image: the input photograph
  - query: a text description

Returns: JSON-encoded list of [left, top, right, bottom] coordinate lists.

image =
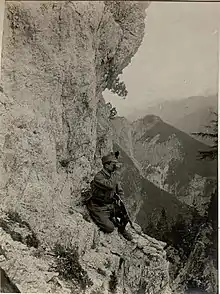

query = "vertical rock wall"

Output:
[[0, 2, 173, 294], [0, 1, 147, 242]]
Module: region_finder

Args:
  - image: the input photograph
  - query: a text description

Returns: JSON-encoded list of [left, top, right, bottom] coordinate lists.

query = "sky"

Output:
[[103, 2, 220, 120]]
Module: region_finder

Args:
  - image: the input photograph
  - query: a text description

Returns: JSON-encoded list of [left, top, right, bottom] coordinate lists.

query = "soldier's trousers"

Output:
[[87, 200, 116, 233]]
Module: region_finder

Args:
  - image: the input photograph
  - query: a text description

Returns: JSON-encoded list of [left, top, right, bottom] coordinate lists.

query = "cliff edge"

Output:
[[0, 1, 172, 293]]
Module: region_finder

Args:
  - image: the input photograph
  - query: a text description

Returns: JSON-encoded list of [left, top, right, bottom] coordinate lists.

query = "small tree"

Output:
[[109, 107, 117, 119], [107, 77, 128, 99], [154, 208, 169, 243], [192, 111, 218, 160]]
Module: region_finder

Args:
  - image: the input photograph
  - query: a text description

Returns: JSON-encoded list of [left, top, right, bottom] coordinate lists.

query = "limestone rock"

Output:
[[0, 210, 171, 294], [0, 1, 171, 293], [0, 0, 146, 246]]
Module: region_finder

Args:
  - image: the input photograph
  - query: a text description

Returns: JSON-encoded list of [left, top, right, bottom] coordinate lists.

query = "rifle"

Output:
[[112, 193, 134, 229], [111, 151, 134, 228]]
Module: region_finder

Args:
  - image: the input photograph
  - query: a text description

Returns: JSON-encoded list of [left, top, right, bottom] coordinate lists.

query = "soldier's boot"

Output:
[[118, 226, 133, 241]]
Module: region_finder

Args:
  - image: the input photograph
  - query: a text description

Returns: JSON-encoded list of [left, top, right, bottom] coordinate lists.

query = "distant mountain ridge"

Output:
[[135, 95, 218, 145], [111, 113, 216, 214]]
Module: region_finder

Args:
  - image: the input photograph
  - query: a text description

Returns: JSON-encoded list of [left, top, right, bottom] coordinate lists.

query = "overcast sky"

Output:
[[104, 2, 220, 119]]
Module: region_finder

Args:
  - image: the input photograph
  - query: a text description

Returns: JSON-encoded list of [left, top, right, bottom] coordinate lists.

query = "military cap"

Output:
[[101, 153, 118, 165]]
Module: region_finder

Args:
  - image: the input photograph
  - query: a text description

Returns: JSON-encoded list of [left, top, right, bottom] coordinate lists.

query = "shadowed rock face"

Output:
[[0, 267, 20, 293], [185, 289, 209, 294], [173, 222, 217, 294], [0, 1, 172, 294], [112, 142, 193, 228]]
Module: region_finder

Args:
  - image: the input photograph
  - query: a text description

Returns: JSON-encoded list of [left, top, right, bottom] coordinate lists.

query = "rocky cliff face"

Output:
[[0, 0, 146, 243], [0, 208, 170, 294], [0, 1, 173, 293], [111, 116, 135, 158], [171, 223, 218, 294]]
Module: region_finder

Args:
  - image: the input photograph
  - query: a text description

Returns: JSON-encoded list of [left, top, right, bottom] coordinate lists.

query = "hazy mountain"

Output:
[[111, 114, 216, 215], [141, 95, 218, 145]]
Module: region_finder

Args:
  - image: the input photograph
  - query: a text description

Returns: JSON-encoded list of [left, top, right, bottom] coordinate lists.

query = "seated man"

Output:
[[86, 153, 133, 241]]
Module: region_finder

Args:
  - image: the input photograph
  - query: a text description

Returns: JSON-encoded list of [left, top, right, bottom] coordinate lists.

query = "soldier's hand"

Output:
[[112, 171, 121, 183], [115, 163, 122, 169]]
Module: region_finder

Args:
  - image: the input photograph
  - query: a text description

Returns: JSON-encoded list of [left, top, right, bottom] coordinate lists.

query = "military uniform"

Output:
[[87, 168, 124, 233], [87, 153, 132, 241]]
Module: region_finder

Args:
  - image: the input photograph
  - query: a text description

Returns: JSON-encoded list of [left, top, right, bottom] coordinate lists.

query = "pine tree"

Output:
[[192, 111, 218, 266], [109, 107, 117, 119], [107, 77, 128, 99], [192, 111, 218, 160], [155, 208, 169, 242]]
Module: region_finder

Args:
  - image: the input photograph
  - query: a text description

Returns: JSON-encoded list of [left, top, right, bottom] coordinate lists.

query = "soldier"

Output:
[[86, 153, 133, 241]]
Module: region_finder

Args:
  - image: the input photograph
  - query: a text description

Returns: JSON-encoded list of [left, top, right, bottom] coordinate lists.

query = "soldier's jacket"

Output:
[[90, 168, 124, 206]]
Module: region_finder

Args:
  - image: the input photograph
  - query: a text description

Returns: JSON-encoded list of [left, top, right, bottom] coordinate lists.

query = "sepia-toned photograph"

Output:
[[0, 1, 218, 294]]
